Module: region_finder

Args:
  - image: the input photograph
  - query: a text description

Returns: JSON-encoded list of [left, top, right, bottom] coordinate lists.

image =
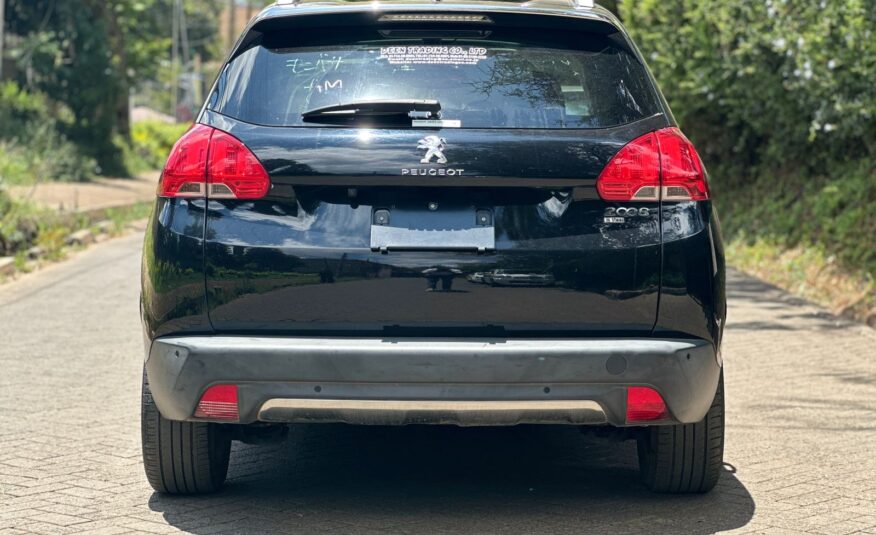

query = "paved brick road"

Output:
[[1, 233, 875, 534]]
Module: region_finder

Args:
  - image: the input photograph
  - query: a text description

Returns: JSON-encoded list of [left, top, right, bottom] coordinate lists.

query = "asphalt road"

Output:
[[1, 233, 875, 534]]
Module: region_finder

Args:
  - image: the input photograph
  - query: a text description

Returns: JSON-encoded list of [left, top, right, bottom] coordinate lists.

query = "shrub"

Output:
[[619, 0, 876, 277], [716, 161, 876, 275], [0, 190, 43, 255], [0, 82, 96, 183], [619, 0, 876, 174], [131, 121, 190, 170]]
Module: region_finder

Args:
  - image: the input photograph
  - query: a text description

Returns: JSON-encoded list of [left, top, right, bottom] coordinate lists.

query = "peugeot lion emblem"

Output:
[[417, 136, 448, 164]]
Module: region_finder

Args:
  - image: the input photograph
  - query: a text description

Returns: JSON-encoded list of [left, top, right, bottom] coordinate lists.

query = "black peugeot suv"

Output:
[[140, 0, 726, 495]]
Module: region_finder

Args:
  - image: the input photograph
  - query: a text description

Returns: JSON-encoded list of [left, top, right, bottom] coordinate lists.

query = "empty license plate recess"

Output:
[[370, 206, 495, 252]]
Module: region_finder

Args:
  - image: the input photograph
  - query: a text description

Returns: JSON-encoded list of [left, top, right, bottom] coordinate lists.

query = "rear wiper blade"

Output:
[[302, 99, 441, 121]]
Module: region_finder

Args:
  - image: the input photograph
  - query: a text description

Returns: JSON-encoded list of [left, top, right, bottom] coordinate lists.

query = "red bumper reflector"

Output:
[[194, 384, 239, 421], [626, 386, 670, 423]]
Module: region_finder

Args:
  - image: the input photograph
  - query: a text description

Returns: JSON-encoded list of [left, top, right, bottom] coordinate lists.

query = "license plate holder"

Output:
[[370, 206, 495, 253]]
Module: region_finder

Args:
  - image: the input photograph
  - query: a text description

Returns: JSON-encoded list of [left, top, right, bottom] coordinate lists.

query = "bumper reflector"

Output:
[[626, 386, 670, 423], [194, 384, 239, 421]]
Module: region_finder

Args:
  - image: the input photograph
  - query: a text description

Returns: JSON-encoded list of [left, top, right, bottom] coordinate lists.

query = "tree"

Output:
[[5, 0, 222, 175]]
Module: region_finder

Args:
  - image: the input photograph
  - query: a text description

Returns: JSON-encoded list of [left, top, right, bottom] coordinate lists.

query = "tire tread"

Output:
[[638, 374, 725, 493], [141, 371, 230, 494]]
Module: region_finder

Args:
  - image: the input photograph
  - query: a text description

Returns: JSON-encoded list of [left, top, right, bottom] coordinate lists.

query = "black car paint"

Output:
[[141, 122, 725, 344], [140, 3, 726, 352]]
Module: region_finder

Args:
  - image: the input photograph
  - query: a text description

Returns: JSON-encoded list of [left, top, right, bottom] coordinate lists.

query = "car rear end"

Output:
[[140, 0, 726, 495]]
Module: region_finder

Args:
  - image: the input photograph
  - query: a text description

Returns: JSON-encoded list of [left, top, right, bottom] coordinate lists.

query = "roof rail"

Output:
[[276, 0, 300, 5], [575, 0, 595, 7]]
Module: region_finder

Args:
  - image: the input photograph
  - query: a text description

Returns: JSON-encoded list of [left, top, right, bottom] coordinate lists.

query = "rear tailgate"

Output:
[[200, 12, 668, 336]]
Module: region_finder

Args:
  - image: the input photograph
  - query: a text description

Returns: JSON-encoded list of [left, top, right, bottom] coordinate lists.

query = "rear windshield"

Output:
[[209, 28, 661, 129]]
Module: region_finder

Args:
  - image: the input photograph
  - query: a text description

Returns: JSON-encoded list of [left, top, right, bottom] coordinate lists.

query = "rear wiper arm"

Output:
[[302, 99, 441, 121]]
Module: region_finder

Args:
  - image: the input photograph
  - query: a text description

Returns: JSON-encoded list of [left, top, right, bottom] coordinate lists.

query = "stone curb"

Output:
[[1, 218, 145, 280]]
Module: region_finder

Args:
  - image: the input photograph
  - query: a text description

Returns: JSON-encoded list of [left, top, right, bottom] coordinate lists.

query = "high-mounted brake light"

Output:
[[626, 386, 670, 423], [596, 127, 709, 202], [194, 384, 239, 421], [378, 14, 493, 23], [157, 125, 270, 200]]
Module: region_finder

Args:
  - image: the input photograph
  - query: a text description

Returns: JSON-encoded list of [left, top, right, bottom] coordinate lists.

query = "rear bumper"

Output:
[[145, 337, 720, 427]]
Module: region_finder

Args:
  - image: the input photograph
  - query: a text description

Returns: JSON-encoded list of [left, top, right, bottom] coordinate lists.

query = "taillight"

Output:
[[208, 131, 271, 199], [157, 124, 212, 198], [596, 127, 708, 202], [626, 386, 670, 424], [157, 125, 270, 200], [193, 384, 239, 421], [596, 131, 661, 201], [656, 128, 709, 201]]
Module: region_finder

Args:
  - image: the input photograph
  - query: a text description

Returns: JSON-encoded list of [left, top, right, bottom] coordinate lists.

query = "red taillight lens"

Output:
[[157, 124, 212, 198], [158, 125, 270, 200], [596, 131, 660, 202], [656, 128, 709, 201], [194, 384, 239, 421], [626, 386, 670, 423], [207, 131, 271, 200], [596, 127, 708, 202]]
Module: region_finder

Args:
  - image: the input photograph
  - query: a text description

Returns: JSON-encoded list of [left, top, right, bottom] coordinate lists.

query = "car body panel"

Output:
[[139, 0, 726, 428], [198, 112, 668, 336]]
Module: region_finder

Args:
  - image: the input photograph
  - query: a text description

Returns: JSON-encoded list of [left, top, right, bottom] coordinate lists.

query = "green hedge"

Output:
[[716, 161, 875, 274], [131, 121, 190, 171], [620, 0, 875, 172], [0, 82, 96, 184], [619, 0, 876, 276]]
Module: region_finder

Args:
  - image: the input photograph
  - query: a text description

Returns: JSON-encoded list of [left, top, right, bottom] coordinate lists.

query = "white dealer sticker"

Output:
[[379, 46, 488, 66], [412, 119, 462, 128]]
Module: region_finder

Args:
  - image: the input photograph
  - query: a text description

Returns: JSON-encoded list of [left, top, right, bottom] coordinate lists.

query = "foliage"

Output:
[[131, 121, 189, 170], [725, 237, 874, 323], [618, 0, 876, 281], [6, 1, 126, 173], [717, 161, 875, 276], [4, 0, 222, 175], [0, 190, 50, 255], [0, 188, 152, 261], [103, 202, 154, 234], [619, 0, 876, 175], [0, 82, 96, 184]]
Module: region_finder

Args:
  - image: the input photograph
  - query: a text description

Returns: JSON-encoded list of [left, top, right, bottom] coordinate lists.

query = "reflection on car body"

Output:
[[483, 269, 555, 287], [467, 272, 486, 283], [422, 266, 463, 292]]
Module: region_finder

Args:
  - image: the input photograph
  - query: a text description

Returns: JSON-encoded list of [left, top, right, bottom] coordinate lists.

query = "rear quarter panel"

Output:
[[141, 198, 211, 340]]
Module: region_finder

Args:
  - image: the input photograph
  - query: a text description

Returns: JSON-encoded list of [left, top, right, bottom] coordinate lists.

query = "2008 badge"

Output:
[[604, 206, 651, 223]]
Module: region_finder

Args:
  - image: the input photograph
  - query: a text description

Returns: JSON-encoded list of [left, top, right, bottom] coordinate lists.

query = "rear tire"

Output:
[[141, 371, 231, 494], [637, 373, 725, 493]]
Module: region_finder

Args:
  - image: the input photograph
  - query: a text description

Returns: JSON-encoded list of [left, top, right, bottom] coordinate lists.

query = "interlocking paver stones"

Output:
[[2, 234, 875, 534]]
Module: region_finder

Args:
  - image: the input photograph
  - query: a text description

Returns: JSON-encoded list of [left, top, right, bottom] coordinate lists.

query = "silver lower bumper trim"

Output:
[[257, 398, 607, 426]]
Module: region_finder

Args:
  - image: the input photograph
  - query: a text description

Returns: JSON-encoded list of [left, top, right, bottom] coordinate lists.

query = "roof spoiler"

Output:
[[234, 4, 621, 58]]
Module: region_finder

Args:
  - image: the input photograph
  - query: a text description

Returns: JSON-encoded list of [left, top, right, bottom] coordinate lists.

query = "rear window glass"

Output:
[[209, 29, 661, 129]]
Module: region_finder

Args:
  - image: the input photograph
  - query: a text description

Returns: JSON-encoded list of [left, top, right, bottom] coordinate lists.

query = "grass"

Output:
[[726, 236, 874, 325], [102, 202, 154, 233], [715, 162, 875, 276], [0, 195, 153, 279], [715, 159, 875, 326]]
